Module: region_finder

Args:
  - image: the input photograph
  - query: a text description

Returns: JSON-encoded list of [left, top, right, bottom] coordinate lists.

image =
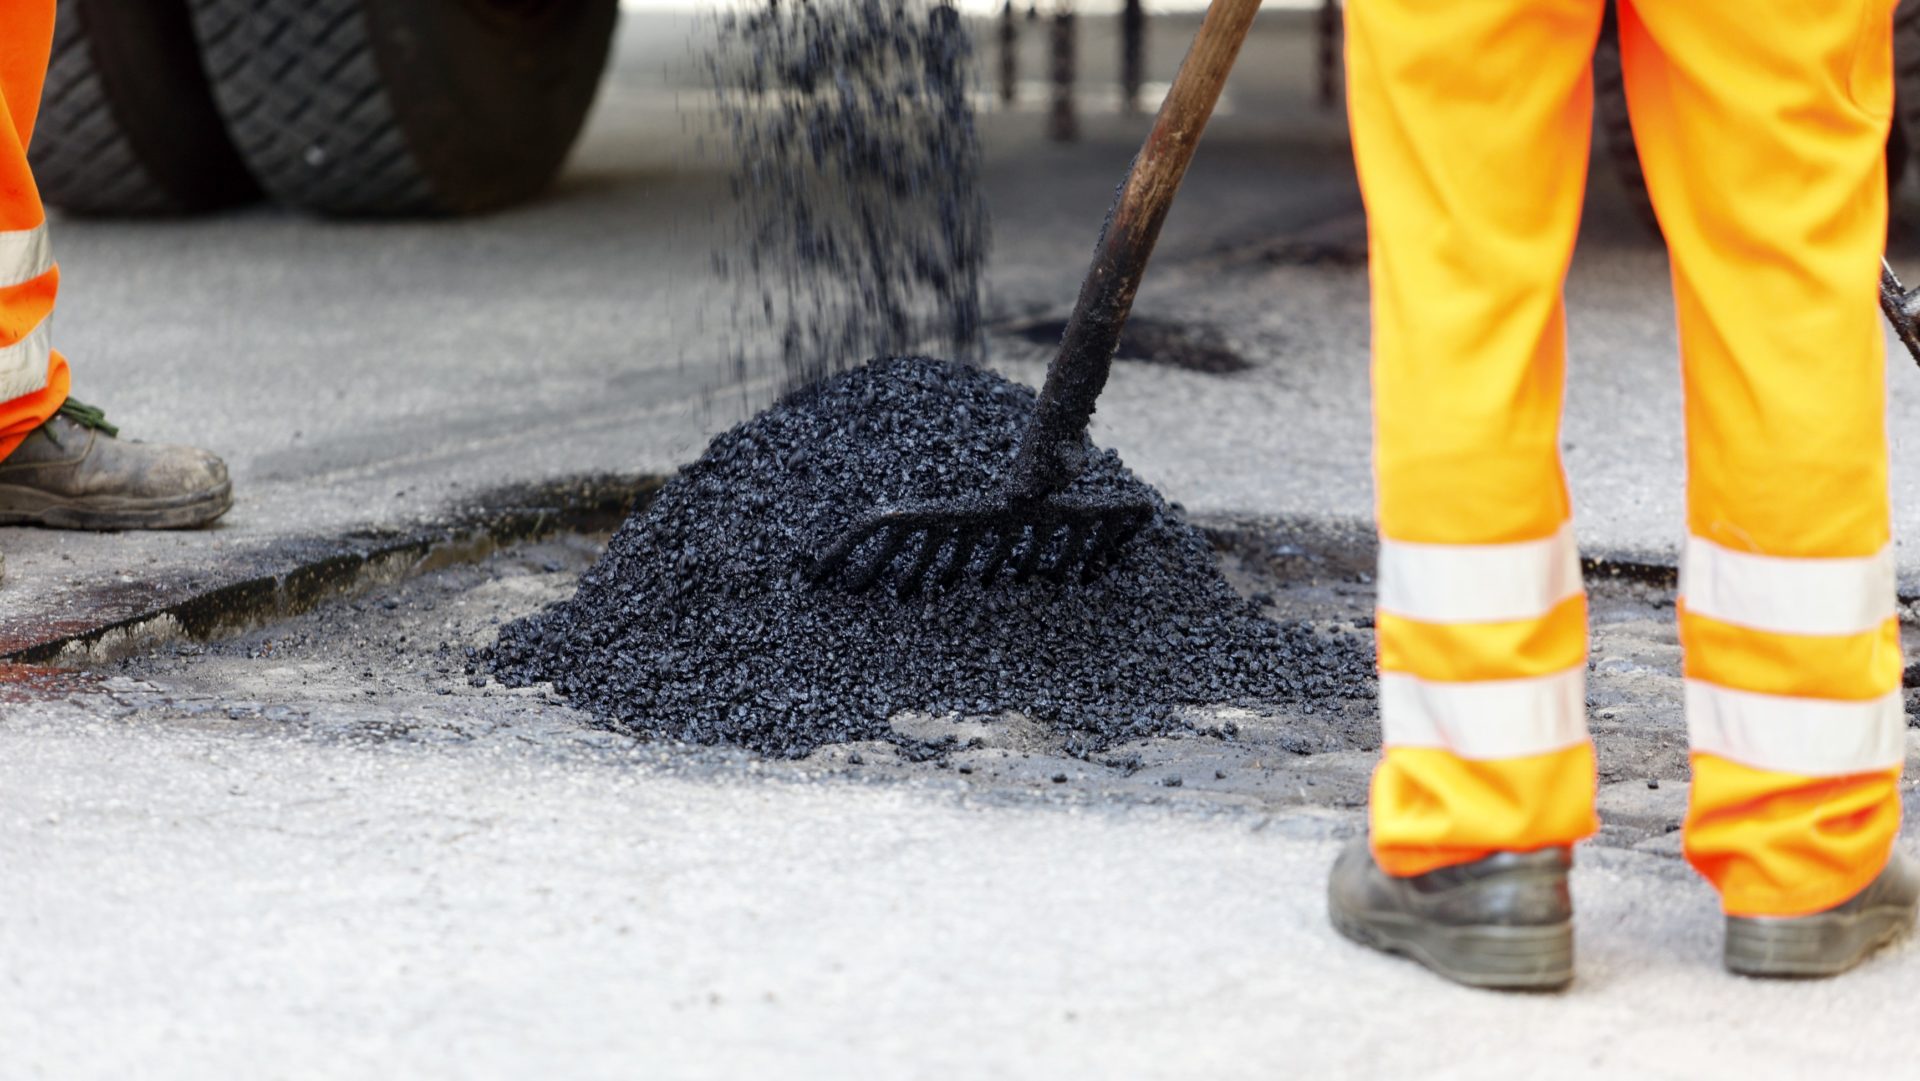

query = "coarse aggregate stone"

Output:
[[488, 356, 1373, 757]]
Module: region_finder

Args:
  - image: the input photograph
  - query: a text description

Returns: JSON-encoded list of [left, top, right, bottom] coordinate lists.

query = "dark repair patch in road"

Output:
[[1256, 239, 1368, 269], [1188, 209, 1370, 274], [489, 356, 1375, 760], [1003, 314, 1252, 374]]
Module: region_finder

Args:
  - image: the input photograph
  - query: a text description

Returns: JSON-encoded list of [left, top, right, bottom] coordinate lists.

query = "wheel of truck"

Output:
[[187, 0, 619, 217], [1598, 2, 1913, 240], [27, 0, 259, 216]]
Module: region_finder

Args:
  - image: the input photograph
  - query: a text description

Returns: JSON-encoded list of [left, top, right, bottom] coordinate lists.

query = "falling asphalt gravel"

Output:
[[704, 0, 988, 391], [488, 356, 1374, 758]]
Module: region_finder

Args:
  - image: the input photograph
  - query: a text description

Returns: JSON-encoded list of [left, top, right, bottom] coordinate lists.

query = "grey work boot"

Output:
[[1328, 837, 1575, 991], [0, 401, 231, 530], [1724, 851, 1919, 979]]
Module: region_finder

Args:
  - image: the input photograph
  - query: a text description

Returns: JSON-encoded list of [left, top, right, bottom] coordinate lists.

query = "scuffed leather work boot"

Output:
[[1725, 851, 1919, 979], [0, 401, 231, 530], [1328, 837, 1575, 991]]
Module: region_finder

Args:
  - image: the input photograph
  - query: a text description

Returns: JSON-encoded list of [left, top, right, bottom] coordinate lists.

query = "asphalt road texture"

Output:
[[488, 356, 1373, 757]]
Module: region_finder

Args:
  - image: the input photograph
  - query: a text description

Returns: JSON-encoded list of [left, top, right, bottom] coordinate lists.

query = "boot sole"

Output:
[[1725, 902, 1916, 978], [1331, 901, 1574, 991], [0, 479, 233, 530]]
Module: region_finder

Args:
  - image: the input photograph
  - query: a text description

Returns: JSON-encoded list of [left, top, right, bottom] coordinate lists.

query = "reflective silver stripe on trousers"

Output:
[[1680, 535, 1895, 636], [0, 316, 53, 401], [0, 222, 53, 289], [1686, 681, 1906, 777], [1378, 667, 1590, 760], [1377, 522, 1583, 624]]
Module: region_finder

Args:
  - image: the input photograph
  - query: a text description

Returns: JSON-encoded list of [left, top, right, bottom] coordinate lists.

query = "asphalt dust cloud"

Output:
[[489, 357, 1372, 758], [705, 0, 988, 392]]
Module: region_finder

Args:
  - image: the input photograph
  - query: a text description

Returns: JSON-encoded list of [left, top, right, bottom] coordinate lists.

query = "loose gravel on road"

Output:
[[489, 356, 1373, 758]]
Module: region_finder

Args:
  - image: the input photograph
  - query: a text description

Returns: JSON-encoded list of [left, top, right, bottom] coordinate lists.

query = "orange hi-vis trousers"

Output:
[[1348, 0, 1906, 918], [0, 0, 71, 461]]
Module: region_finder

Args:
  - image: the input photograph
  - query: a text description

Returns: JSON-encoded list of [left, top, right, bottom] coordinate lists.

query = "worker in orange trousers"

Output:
[[1328, 0, 1919, 988], [0, 0, 230, 582]]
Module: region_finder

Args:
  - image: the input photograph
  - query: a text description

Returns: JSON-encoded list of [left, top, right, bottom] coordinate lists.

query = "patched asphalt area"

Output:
[[25, 517, 1904, 858], [487, 358, 1376, 759]]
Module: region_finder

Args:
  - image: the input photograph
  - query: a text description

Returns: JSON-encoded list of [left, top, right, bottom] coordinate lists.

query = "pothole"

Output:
[[1257, 238, 1368, 269], [486, 357, 1371, 759], [1000, 314, 1252, 374]]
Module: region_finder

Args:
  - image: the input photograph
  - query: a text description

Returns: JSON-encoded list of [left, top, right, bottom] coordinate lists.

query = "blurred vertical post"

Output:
[[1049, 1, 1078, 141], [999, 0, 1019, 105], [1120, 0, 1145, 116], [1316, 0, 1341, 110]]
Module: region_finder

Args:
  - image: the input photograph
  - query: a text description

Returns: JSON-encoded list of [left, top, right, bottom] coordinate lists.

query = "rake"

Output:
[[806, 0, 1264, 596]]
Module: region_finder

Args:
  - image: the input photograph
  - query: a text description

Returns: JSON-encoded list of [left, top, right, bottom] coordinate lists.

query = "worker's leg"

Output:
[[1620, 0, 1905, 917], [0, 2, 228, 536], [1347, 0, 1603, 876], [0, 0, 69, 463]]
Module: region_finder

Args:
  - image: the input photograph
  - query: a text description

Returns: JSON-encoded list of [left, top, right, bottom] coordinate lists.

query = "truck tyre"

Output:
[[188, 0, 618, 217], [27, 0, 259, 216]]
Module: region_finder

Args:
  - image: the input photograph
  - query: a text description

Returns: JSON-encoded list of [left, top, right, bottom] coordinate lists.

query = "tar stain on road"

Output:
[[1005, 313, 1252, 375], [487, 356, 1375, 759]]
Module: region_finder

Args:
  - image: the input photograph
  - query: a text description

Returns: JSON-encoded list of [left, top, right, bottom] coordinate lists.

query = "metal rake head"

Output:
[[804, 492, 1156, 597]]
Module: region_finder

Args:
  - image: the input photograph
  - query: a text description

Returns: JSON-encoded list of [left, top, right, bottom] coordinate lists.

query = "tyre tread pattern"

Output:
[[188, 0, 437, 215], [28, 2, 178, 216]]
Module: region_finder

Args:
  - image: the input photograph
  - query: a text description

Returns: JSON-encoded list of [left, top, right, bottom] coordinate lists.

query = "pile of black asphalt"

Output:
[[488, 356, 1373, 759]]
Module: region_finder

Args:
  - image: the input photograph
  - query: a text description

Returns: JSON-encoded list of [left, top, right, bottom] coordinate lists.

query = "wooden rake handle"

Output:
[[1013, 0, 1267, 498]]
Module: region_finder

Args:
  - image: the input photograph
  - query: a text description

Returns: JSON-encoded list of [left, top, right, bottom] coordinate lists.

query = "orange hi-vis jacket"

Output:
[[1, 0, 72, 460], [1348, 0, 1906, 918]]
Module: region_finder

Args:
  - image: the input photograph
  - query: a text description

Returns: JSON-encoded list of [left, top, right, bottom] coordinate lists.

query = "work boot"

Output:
[[1724, 851, 1920, 979], [1327, 837, 1575, 991], [0, 401, 231, 530]]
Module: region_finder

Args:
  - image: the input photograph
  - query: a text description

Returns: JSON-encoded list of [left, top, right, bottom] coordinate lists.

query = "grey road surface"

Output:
[[5, 696, 1914, 1080], [1, 506, 1915, 1080]]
